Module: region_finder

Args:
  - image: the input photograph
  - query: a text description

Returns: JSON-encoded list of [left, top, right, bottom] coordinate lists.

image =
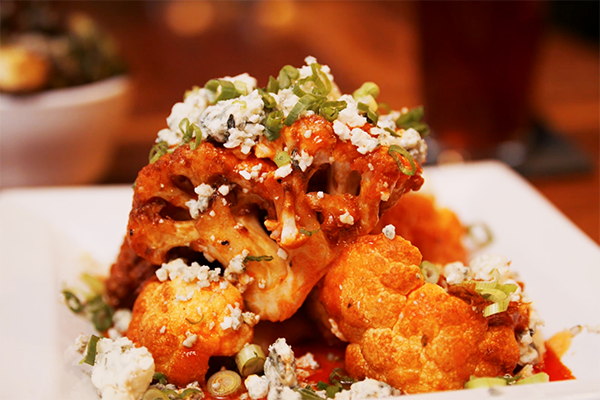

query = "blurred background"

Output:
[[0, 0, 598, 243]]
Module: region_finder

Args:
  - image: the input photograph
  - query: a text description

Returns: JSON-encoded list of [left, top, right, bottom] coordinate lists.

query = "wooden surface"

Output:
[[62, 1, 599, 244]]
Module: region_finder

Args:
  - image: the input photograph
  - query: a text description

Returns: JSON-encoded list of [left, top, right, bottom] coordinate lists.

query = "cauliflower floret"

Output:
[[320, 234, 525, 394], [126, 264, 256, 387]]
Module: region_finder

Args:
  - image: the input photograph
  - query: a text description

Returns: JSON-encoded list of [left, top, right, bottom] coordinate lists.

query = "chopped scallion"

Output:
[[278, 65, 300, 89], [205, 79, 241, 103], [264, 110, 284, 141], [235, 344, 266, 377], [244, 255, 274, 263], [353, 82, 380, 100], [149, 141, 169, 164], [153, 372, 168, 385], [419, 261, 440, 284], [141, 388, 170, 400], [81, 334, 100, 366], [284, 94, 323, 126], [395, 106, 430, 137], [319, 101, 347, 122], [267, 76, 280, 93], [274, 151, 292, 167], [483, 299, 510, 317], [207, 370, 242, 397], [388, 145, 417, 176], [516, 372, 549, 385], [357, 102, 378, 124], [464, 376, 507, 389], [63, 290, 83, 313], [258, 88, 277, 109]]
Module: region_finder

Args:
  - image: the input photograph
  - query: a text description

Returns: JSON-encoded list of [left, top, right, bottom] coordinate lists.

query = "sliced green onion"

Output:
[[81, 334, 100, 366], [264, 110, 284, 141], [328, 368, 355, 390], [81, 273, 105, 295], [207, 370, 242, 397], [153, 372, 169, 385], [278, 65, 300, 89], [483, 298, 510, 317], [464, 376, 508, 389], [309, 63, 332, 96], [353, 82, 380, 100], [388, 145, 417, 176], [295, 386, 326, 400], [88, 296, 114, 332], [357, 102, 378, 124], [515, 372, 549, 385], [267, 76, 280, 93], [235, 344, 266, 377], [274, 151, 292, 167], [471, 281, 498, 292], [205, 79, 240, 103], [258, 88, 277, 109], [185, 316, 203, 325], [300, 227, 320, 237], [189, 124, 203, 151], [498, 283, 518, 295], [244, 255, 274, 263], [142, 388, 169, 400], [419, 261, 440, 284], [396, 106, 425, 126], [63, 290, 83, 313], [395, 106, 430, 137], [319, 100, 347, 122], [467, 222, 494, 248], [180, 388, 203, 399], [149, 141, 169, 164], [378, 102, 391, 114], [480, 288, 508, 303], [284, 94, 323, 126], [233, 80, 248, 96]]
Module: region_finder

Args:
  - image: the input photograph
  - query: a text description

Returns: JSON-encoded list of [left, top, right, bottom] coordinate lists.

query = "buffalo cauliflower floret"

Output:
[[320, 234, 531, 394], [125, 259, 256, 387]]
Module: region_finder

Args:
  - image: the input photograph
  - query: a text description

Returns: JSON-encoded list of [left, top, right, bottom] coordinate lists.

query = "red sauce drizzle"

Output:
[[538, 344, 575, 381]]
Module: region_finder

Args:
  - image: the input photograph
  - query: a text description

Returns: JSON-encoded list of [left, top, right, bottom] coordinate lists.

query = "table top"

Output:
[[57, 1, 600, 245]]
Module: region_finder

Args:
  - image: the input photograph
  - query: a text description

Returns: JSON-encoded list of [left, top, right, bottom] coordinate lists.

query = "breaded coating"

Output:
[[126, 275, 255, 387], [373, 192, 467, 264], [320, 235, 521, 394]]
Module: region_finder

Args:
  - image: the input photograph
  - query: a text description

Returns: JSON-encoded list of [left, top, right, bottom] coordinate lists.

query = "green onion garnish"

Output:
[[274, 151, 292, 167], [244, 255, 274, 263], [142, 388, 169, 400], [467, 222, 494, 248], [63, 290, 83, 313], [353, 82, 380, 100], [81, 334, 100, 366], [357, 102, 378, 124], [515, 372, 549, 385], [319, 101, 347, 122], [205, 79, 241, 103], [464, 376, 507, 389], [395, 106, 430, 137], [483, 298, 510, 317], [180, 388, 203, 399], [153, 372, 169, 385], [149, 141, 169, 164], [264, 110, 284, 141], [185, 316, 203, 325], [81, 273, 105, 295], [235, 344, 266, 377], [299, 228, 320, 237], [284, 93, 323, 126], [278, 65, 300, 89], [267, 76, 280, 93], [419, 261, 440, 284], [295, 386, 326, 400], [388, 145, 416, 176], [258, 88, 277, 109], [207, 370, 242, 397], [88, 296, 114, 332]]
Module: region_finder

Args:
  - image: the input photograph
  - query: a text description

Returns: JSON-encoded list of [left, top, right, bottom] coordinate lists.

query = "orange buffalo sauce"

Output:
[[539, 344, 575, 381]]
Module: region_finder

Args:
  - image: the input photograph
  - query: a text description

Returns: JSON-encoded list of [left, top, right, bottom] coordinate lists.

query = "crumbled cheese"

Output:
[[183, 332, 198, 348], [240, 170, 252, 180], [332, 120, 351, 141], [277, 248, 288, 260], [316, 191, 324, 199], [303, 129, 312, 138], [91, 337, 155, 400], [296, 353, 319, 370], [227, 250, 249, 275], [156, 258, 188, 282], [245, 375, 270, 400], [336, 95, 366, 127], [112, 309, 132, 334], [339, 211, 354, 225], [443, 261, 470, 285], [469, 254, 511, 282], [382, 224, 396, 240], [220, 303, 244, 331], [350, 128, 378, 154], [293, 150, 314, 172], [160, 326, 166, 334], [186, 184, 215, 219], [274, 164, 293, 179], [258, 279, 267, 289], [328, 318, 347, 342], [218, 185, 230, 196], [334, 378, 397, 400], [264, 338, 297, 389]]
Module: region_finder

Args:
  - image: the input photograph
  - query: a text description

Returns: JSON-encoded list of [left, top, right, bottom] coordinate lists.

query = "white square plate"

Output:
[[1, 160, 599, 399]]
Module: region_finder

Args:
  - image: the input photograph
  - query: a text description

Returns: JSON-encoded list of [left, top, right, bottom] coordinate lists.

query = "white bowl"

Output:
[[0, 75, 130, 187]]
